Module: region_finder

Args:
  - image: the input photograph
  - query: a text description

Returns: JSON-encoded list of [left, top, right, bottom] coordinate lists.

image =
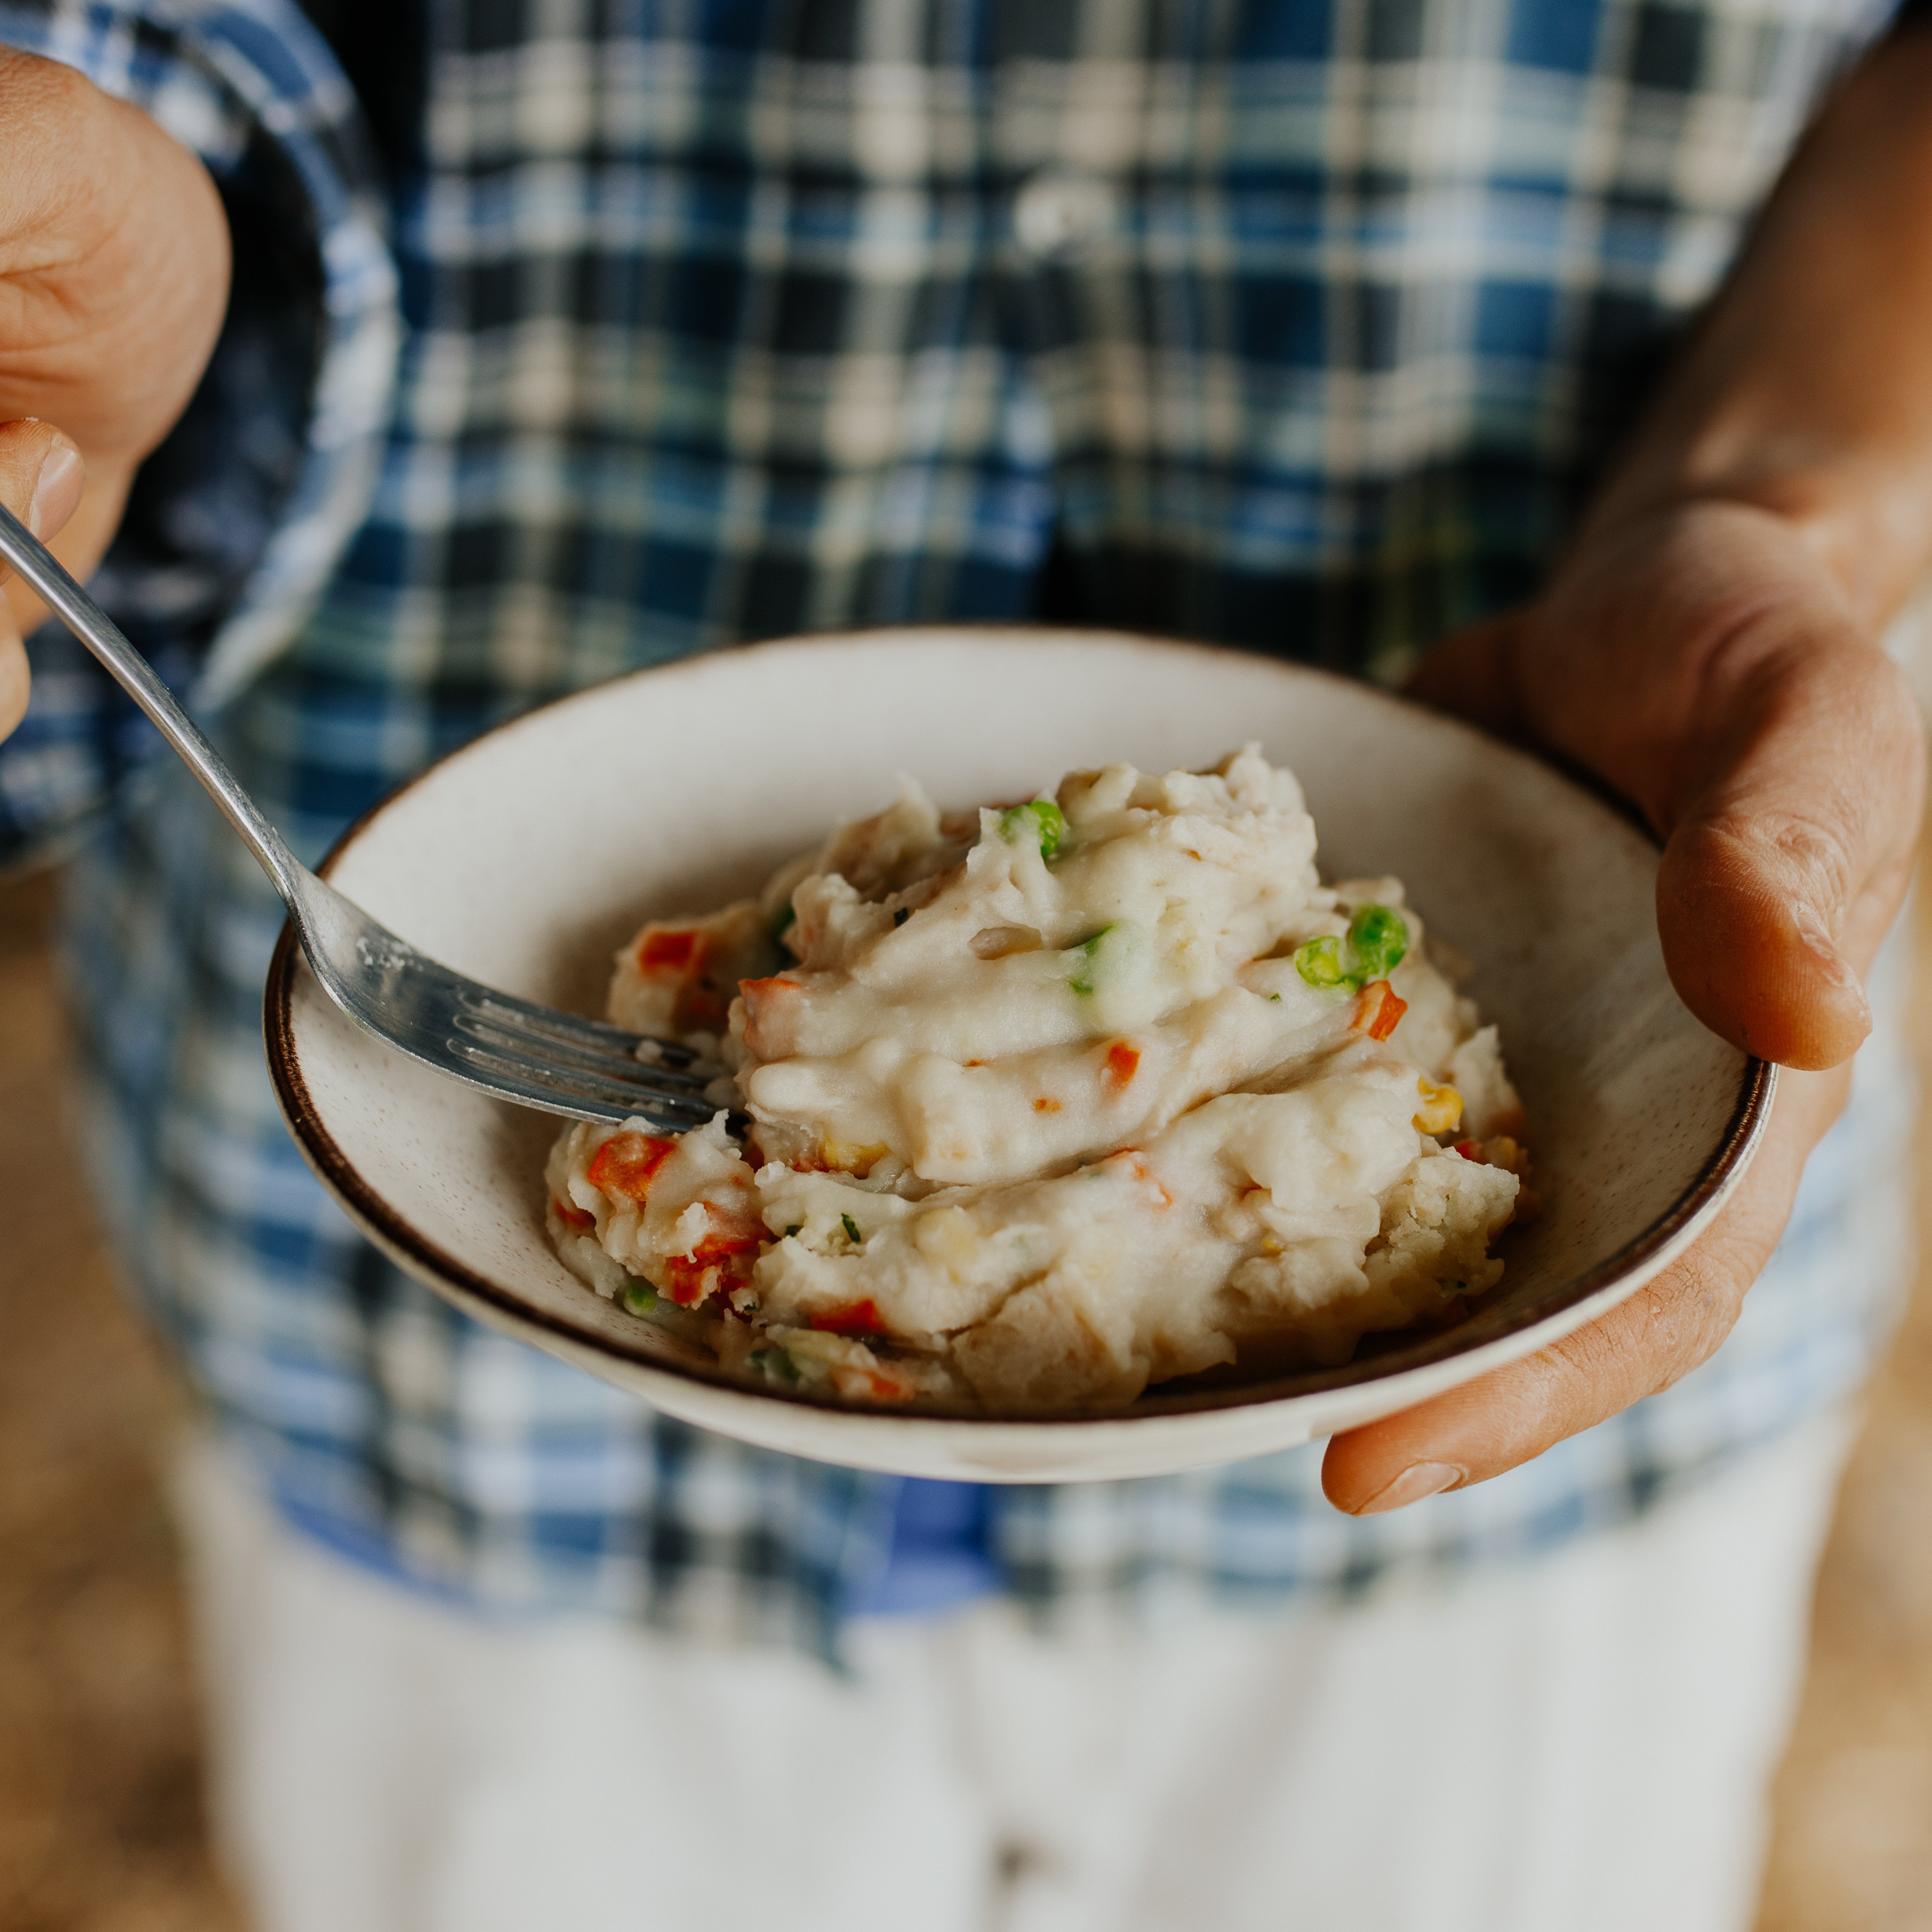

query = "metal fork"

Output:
[[0, 501, 723, 1130]]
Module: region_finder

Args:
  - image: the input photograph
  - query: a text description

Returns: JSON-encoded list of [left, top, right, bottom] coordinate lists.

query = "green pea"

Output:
[[1293, 934, 1347, 988], [1347, 904, 1408, 980], [998, 798, 1066, 861], [1292, 905, 1408, 993]]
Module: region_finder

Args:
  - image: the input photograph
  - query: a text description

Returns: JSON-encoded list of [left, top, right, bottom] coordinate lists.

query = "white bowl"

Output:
[[265, 628, 1772, 1483]]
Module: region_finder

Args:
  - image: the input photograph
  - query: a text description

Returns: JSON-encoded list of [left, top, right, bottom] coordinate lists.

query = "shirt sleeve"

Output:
[[0, 0, 399, 865]]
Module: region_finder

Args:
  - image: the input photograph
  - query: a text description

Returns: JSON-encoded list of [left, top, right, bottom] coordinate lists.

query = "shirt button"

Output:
[[1013, 171, 1116, 260]]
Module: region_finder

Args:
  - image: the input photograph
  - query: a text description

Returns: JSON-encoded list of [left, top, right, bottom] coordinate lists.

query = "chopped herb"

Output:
[[998, 798, 1066, 861], [893, 907, 910, 927], [622, 1281, 658, 1315], [1069, 925, 1113, 997], [840, 1213, 862, 1244], [1267, 992, 1282, 1002], [1293, 905, 1409, 994], [748, 1347, 801, 1386], [1066, 921, 1149, 1002], [770, 901, 797, 944], [783, 1222, 803, 1238]]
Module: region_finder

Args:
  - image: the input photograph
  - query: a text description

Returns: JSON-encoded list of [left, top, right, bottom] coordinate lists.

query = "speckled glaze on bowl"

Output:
[[264, 628, 1773, 1484]]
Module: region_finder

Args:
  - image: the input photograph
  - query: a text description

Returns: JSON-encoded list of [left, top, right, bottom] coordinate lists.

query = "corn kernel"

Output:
[[1413, 1077, 1463, 1136], [821, 1137, 889, 1177]]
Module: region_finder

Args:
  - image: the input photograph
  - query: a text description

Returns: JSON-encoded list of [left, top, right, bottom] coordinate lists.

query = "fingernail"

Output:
[[1354, 1461, 1464, 1515], [28, 443, 81, 538]]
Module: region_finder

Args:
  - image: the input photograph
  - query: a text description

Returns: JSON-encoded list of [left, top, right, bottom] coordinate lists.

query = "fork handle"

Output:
[[0, 500, 307, 906]]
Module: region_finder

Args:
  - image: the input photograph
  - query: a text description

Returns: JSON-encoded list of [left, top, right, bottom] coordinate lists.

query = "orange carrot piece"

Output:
[[637, 928, 702, 973], [811, 1298, 888, 1337], [1354, 980, 1407, 1042], [586, 1131, 677, 1203]]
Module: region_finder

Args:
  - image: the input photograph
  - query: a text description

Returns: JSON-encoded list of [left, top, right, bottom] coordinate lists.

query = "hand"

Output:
[[1322, 498, 1925, 1513], [0, 419, 82, 731], [0, 49, 230, 737]]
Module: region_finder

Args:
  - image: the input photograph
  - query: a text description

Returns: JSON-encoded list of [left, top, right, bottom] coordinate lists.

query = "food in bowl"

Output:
[[543, 747, 1533, 1412]]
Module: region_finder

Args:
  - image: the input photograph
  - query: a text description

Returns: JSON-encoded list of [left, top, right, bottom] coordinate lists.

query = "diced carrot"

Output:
[[1033, 1097, 1061, 1113], [658, 1258, 707, 1305], [660, 1221, 764, 1306], [586, 1131, 677, 1203], [828, 1359, 916, 1403], [551, 1196, 595, 1232], [1452, 1138, 1483, 1161], [1353, 980, 1407, 1042], [636, 927, 739, 1030], [812, 1298, 888, 1337], [637, 928, 702, 974], [1103, 1041, 1141, 1087]]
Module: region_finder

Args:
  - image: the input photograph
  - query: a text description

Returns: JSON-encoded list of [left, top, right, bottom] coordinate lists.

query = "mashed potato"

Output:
[[543, 747, 1530, 1412]]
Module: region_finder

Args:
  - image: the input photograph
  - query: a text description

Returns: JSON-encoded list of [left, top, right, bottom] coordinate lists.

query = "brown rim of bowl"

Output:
[[261, 627, 1778, 1428]]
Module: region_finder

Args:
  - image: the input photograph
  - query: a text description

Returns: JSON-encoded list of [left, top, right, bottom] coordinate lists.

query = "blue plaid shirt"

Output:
[[0, 0, 1915, 1660]]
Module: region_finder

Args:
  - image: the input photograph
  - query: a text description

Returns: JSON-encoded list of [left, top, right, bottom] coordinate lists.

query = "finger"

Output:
[[1321, 1063, 1844, 1512], [0, 415, 84, 558], [0, 598, 22, 738], [1444, 504, 1922, 1072], [0, 417, 82, 739], [1654, 613, 1921, 1067], [1403, 612, 1527, 740]]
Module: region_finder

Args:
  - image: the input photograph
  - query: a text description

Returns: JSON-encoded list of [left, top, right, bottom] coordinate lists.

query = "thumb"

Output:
[[1653, 600, 1923, 1069], [1433, 504, 1925, 1073], [1403, 610, 1528, 741], [0, 416, 84, 738]]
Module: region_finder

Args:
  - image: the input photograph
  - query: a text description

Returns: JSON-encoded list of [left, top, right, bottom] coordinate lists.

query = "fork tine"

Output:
[[450, 1038, 723, 1126], [450, 1010, 720, 1096], [293, 876, 741, 1127], [459, 990, 710, 1068]]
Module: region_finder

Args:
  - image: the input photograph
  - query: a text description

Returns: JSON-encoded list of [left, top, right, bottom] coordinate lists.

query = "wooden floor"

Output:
[[0, 868, 239, 1932], [2, 858, 1930, 1932]]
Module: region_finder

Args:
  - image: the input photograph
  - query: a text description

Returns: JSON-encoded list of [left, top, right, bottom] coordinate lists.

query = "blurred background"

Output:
[[3, 831, 1932, 1932]]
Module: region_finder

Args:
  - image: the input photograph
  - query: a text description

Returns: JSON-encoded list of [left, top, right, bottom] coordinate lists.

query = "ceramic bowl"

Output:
[[265, 627, 1772, 1483]]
